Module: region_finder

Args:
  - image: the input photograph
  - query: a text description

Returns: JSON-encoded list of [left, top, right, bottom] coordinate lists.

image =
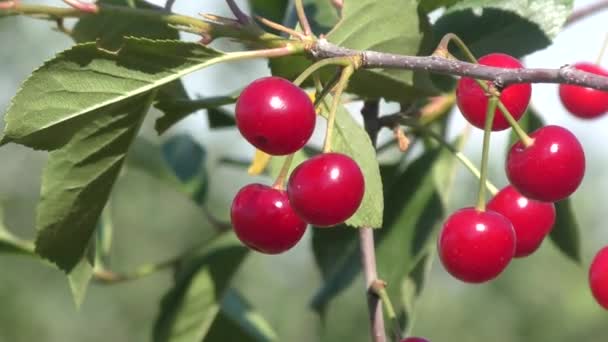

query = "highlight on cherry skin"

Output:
[[230, 184, 307, 254], [456, 53, 532, 131], [559, 62, 608, 119], [506, 125, 586, 202], [400, 337, 430, 342], [287, 152, 365, 227], [589, 246, 608, 310], [235, 76, 316, 156], [438, 207, 516, 283], [487, 185, 556, 258]]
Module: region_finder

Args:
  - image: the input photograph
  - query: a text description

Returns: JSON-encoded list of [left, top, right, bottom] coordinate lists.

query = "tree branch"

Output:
[[565, 0, 608, 26], [312, 39, 608, 91], [360, 100, 386, 342]]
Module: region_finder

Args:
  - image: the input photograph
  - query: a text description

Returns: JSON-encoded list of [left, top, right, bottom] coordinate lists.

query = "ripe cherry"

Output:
[[559, 62, 608, 119], [487, 185, 556, 257], [589, 246, 608, 310], [456, 53, 532, 131], [235, 76, 316, 155], [400, 338, 430, 342], [438, 207, 515, 283], [287, 153, 364, 227], [506, 125, 585, 202], [230, 184, 306, 254]]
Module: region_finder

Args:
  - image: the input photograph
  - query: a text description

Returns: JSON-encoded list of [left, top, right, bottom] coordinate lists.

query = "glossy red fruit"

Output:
[[559, 62, 608, 119], [230, 184, 306, 254], [401, 338, 430, 342], [456, 53, 532, 131], [287, 153, 364, 227], [438, 207, 515, 283], [506, 125, 585, 202], [487, 185, 556, 257], [235, 76, 316, 155], [589, 246, 608, 310]]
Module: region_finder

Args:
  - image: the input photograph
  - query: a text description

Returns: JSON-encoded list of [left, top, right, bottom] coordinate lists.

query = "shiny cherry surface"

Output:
[[438, 207, 515, 283], [559, 62, 608, 119], [400, 338, 430, 342], [287, 153, 364, 227], [590, 246, 608, 310], [456, 53, 532, 131], [230, 184, 306, 254], [506, 125, 585, 202], [235, 76, 316, 155], [487, 185, 556, 257]]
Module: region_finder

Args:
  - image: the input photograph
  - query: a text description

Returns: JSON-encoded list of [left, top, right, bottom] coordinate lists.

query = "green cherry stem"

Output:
[[476, 96, 498, 211], [293, 57, 354, 87], [371, 280, 402, 341], [272, 154, 295, 190], [596, 32, 608, 65], [435, 33, 479, 64], [496, 100, 534, 147], [323, 65, 355, 153]]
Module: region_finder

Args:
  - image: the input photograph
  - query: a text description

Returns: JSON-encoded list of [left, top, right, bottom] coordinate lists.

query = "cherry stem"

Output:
[[596, 32, 608, 65], [400, 119, 499, 195], [272, 154, 295, 190], [295, 0, 312, 36], [496, 100, 533, 147], [435, 33, 479, 64], [293, 57, 353, 87], [323, 65, 354, 153], [476, 96, 498, 211], [371, 280, 402, 341], [255, 15, 305, 39]]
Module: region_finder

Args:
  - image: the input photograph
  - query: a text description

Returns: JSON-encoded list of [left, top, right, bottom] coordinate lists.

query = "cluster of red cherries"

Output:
[[230, 77, 365, 254], [440, 53, 608, 311]]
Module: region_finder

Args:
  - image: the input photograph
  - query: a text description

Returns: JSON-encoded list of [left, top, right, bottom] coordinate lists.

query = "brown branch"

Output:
[[565, 0, 608, 26], [311, 39, 608, 91], [360, 100, 386, 342]]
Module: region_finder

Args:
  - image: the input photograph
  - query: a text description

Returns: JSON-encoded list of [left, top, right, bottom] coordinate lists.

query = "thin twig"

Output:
[[359, 100, 386, 342], [565, 0, 608, 26], [225, 0, 249, 25], [295, 0, 312, 36], [311, 39, 608, 91]]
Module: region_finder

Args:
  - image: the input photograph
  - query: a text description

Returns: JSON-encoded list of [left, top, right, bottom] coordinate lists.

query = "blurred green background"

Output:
[[1, 1, 607, 341]]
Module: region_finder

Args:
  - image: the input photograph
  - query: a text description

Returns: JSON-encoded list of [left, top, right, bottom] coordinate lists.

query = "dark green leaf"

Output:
[[250, 0, 290, 35], [205, 289, 278, 341], [162, 135, 208, 204], [507, 108, 581, 263], [153, 234, 249, 342], [1, 39, 227, 150], [550, 199, 582, 263], [34, 92, 154, 272], [154, 95, 238, 134], [318, 100, 383, 228], [73, 0, 177, 49], [434, 0, 574, 58], [207, 108, 236, 129]]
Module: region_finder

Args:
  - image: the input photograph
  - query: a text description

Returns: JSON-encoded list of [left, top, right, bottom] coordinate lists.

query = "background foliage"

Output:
[[0, 0, 606, 341]]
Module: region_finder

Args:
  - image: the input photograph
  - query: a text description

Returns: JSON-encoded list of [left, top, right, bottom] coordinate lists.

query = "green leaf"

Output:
[[162, 134, 208, 204], [34, 92, 155, 272], [420, 0, 462, 12], [207, 108, 237, 129], [250, 0, 290, 35], [73, 0, 178, 49], [153, 234, 249, 342], [434, 0, 574, 58], [205, 289, 278, 341], [400, 251, 434, 332], [318, 100, 383, 228], [507, 108, 581, 263], [67, 257, 94, 310], [1, 39, 226, 150], [154, 95, 238, 134], [550, 199, 582, 264]]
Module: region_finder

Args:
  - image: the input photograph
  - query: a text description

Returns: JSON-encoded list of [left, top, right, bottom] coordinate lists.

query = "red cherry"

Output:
[[590, 246, 608, 310], [235, 76, 316, 155], [230, 184, 306, 254], [456, 53, 532, 131], [487, 185, 556, 257], [506, 125, 585, 202], [287, 153, 364, 227], [559, 62, 608, 119], [401, 338, 430, 342], [438, 208, 515, 283]]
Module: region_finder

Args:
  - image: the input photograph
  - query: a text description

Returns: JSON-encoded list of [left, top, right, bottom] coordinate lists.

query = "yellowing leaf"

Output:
[[247, 149, 272, 175]]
